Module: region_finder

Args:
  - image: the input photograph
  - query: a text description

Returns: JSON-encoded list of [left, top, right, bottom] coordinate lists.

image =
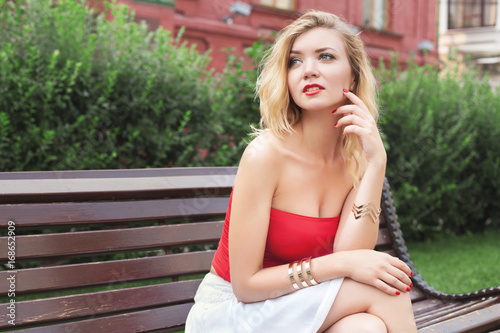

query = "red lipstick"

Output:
[[303, 84, 324, 96]]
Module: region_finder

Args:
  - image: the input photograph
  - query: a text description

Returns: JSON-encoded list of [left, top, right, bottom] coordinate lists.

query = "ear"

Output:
[[350, 78, 356, 93], [348, 70, 356, 89]]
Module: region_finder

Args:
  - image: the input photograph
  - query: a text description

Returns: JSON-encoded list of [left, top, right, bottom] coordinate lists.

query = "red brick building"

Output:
[[116, 0, 438, 71]]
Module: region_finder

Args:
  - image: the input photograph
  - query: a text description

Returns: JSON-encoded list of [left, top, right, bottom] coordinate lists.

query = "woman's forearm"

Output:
[[232, 252, 347, 303], [334, 159, 387, 252]]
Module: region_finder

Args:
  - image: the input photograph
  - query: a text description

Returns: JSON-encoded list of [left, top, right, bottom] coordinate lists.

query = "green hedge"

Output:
[[0, 0, 222, 170], [207, 41, 267, 166], [378, 59, 500, 239]]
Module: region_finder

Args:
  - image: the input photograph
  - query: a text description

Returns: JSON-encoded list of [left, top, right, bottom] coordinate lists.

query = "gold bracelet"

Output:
[[304, 257, 318, 286], [296, 259, 309, 288], [352, 201, 381, 224], [288, 261, 300, 290]]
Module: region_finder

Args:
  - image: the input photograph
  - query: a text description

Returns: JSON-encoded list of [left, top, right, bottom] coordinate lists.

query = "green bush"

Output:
[[378, 59, 500, 240], [207, 41, 267, 166], [0, 0, 219, 171]]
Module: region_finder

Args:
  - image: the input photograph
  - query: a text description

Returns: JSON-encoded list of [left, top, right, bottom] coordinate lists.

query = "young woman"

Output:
[[186, 10, 417, 333]]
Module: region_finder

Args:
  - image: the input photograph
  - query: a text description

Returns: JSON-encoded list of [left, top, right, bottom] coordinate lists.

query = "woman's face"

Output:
[[287, 28, 355, 113]]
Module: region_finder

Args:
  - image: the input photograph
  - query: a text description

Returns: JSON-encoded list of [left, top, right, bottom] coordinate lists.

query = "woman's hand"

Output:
[[339, 249, 413, 296], [334, 90, 386, 166]]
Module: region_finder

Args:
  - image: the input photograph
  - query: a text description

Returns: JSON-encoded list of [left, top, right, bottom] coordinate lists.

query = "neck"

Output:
[[293, 108, 343, 163]]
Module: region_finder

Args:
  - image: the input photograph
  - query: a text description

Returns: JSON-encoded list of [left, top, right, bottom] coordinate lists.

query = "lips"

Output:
[[303, 84, 325, 96]]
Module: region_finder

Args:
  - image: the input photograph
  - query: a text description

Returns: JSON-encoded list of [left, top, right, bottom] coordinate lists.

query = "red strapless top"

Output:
[[212, 192, 340, 282]]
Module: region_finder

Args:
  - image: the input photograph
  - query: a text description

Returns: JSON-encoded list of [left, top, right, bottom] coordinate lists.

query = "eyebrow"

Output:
[[289, 47, 340, 55]]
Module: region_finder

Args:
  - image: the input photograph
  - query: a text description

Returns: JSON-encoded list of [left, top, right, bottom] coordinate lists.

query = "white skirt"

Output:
[[185, 273, 344, 333]]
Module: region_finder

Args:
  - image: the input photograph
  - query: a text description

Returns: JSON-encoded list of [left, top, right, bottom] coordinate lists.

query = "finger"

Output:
[[334, 104, 371, 119], [379, 271, 410, 294], [342, 125, 371, 137], [340, 121, 379, 139], [335, 114, 370, 129], [391, 257, 413, 278], [386, 266, 413, 291], [342, 89, 369, 112], [377, 254, 413, 287], [388, 260, 413, 291], [372, 278, 402, 296]]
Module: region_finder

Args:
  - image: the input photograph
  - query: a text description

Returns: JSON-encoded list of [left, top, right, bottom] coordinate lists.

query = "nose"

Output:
[[303, 59, 319, 79]]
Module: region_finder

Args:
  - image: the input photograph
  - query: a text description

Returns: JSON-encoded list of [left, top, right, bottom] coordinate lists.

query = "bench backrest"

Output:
[[0, 167, 236, 332], [0, 167, 428, 331]]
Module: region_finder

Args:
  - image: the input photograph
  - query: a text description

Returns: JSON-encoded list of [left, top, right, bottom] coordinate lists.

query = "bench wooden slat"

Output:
[[0, 172, 235, 204], [0, 252, 214, 295], [375, 227, 392, 248], [378, 212, 387, 226], [411, 298, 445, 316], [0, 222, 223, 260], [0, 197, 229, 227], [409, 287, 427, 303], [415, 301, 470, 326], [418, 301, 500, 332], [0, 166, 238, 180], [417, 300, 472, 321], [416, 297, 500, 328], [380, 249, 396, 256], [0, 279, 201, 329], [0, 175, 232, 195], [13, 303, 193, 333]]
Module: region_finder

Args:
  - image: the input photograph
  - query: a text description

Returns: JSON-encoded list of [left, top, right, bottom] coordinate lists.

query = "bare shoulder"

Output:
[[241, 132, 282, 164], [235, 131, 284, 191]]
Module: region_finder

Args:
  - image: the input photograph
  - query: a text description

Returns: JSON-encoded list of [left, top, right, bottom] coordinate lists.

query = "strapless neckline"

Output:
[[270, 207, 340, 221]]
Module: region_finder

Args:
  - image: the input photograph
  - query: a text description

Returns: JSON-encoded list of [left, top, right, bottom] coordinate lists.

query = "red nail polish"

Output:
[[410, 272, 413, 277], [334, 121, 338, 127], [343, 89, 349, 93], [406, 287, 411, 292], [410, 283, 413, 288], [332, 108, 337, 114], [396, 291, 400, 295]]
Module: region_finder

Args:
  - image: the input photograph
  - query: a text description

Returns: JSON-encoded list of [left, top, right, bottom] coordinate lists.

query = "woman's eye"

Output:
[[288, 58, 300, 67], [320, 53, 334, 60]]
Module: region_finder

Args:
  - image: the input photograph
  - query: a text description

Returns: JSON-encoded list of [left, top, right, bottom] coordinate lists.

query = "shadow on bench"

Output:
[[0, 167, 499, 332]]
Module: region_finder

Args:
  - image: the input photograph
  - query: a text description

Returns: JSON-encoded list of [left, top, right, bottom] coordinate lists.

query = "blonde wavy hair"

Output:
[[255, 10, 378, 187]]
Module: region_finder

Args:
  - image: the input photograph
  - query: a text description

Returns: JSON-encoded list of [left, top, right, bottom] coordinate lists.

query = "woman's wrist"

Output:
[[367, 151, 387, 169], [312, 252, 350, 283]]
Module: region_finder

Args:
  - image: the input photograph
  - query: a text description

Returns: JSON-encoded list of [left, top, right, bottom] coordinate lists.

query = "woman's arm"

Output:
[[323, 90, 412, 295], [333, 163, 385, 251], [228, 135, 294, 303], [333, 90, 387, 252]]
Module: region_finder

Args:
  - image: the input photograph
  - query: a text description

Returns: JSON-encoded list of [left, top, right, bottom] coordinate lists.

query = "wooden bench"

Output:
[[0, 167, 499, 332]]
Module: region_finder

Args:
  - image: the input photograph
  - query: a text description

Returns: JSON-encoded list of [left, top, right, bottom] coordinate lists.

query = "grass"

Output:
[[406, 228, 500, 294]]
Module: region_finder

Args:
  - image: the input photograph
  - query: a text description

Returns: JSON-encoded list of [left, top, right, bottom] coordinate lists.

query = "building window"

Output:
[[363, 0, 389, 30], [260, 0, 295, 11], [134, 16, 160, 32], [448, 0, 497, 29]]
